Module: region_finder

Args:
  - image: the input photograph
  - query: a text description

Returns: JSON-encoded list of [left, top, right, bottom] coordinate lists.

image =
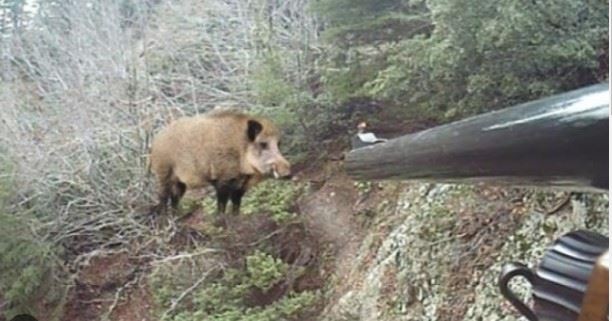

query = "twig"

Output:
[[161, 266, 220, 320], [152, 248, 224, 266], [103, 274, 140, 321]]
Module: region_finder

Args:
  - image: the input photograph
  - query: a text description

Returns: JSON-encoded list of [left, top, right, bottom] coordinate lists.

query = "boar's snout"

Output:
[[272, 158, 292, 180]]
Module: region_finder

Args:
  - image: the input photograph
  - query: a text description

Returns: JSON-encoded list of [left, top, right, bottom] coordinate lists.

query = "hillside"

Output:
[[4, 158, 606, 321], [0, 0, 608, 320]]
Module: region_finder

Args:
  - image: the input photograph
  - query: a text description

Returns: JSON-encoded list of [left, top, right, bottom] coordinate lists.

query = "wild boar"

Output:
[[149, 110, 291, 216]]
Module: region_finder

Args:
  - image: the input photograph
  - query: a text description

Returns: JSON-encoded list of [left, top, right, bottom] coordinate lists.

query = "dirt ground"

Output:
[[51, 157, 374, 321], [40, 154, 579, 321]]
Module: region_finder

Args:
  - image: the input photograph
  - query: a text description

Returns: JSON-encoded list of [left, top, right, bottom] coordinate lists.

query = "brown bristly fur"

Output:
[[149, 110, 283, 212]]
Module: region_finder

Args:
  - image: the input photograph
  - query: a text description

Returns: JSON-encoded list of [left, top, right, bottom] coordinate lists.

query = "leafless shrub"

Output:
[[0, 0, 321, 305]]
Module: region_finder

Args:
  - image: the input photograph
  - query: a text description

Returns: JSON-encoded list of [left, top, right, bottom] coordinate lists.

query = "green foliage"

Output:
[[311, 0, 431, 46], [319, 46, 389, 104], [240, 180, 302, 224], [314, 0, 608, 121], [354, 181, 373, 195], [0, 156, 65, 320], [246, 250, 290, 291], [312, 0, 434, 119], [151, 250, 318, 321], [0, 214, 55, 314], [251, 53, 301, 108], [195, 180, 302, 224], [249, 24, 344, 163], [152, 175, 318, 320]]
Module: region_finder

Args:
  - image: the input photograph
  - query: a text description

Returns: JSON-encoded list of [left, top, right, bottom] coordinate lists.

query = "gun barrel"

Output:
[[345, 83, 609, 191]]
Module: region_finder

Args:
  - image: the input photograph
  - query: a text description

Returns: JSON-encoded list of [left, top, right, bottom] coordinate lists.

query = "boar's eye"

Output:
[[259, 142, 268, 149]]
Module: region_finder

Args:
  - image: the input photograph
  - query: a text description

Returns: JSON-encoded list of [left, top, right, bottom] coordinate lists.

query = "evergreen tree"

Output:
[[314, 0, 608, 120]]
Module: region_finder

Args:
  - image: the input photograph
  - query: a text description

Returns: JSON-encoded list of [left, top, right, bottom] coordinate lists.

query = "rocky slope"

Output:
[[305, 179, 608, 321]]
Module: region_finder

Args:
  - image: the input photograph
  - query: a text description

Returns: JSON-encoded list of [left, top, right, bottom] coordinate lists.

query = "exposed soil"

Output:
[[43, 149, 576, 321], [51, 152, 379, 321], [110, 285, 154, 321], [61, 252, 153, 321], [296, 159, 407, 307], [298, 167, 363, 277]]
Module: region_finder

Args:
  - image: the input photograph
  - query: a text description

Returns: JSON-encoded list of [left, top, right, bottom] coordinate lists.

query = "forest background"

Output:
[[0, 0, 608, 320]]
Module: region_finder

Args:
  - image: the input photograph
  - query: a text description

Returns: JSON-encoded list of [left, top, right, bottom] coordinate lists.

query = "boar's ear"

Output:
[[247, 119, 263, 142]]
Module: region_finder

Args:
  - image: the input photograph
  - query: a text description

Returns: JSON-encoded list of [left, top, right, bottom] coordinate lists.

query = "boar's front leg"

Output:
[[153, 181, 172, 215], [215, 184, 231, 215], [211, 185, 230, 227], [230, 175, 251, 216], [230, 188, 245, 216]]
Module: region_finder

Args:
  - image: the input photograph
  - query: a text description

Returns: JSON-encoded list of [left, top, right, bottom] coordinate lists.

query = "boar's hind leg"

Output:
[[170, 181, 187, 209], [154, 168, 176, 214], [155, 182, 172, 214], [230, 176, 251, 216]]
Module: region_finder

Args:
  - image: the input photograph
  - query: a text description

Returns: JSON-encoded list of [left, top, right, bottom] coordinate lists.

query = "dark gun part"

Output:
[[345, 83, 609, 192]]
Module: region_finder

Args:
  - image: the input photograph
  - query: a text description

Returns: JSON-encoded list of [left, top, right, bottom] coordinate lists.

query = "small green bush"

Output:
[[240, 180, 302, 224], [0, 156, 65, 320], [0, 214, 59, 315], [153, 177, 317, 321], [196, 180, 302, 224], [151, 249, 318, 321], [246, 250, 290, 291]]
